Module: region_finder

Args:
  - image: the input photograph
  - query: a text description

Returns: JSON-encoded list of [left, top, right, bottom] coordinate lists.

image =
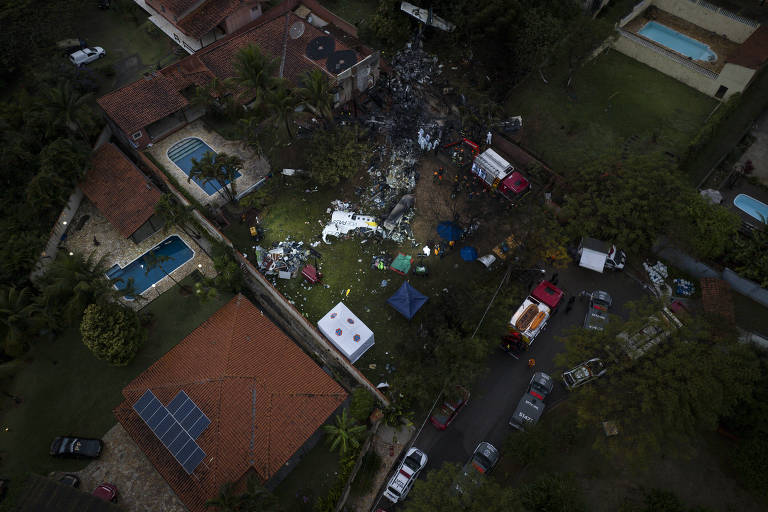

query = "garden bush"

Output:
[[349, 387, 376, 424], [80, 303, 145, 366]]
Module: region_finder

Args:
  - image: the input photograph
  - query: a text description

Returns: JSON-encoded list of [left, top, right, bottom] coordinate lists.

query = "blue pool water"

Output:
[[638, 21, 717, 62], [734, 194, 768, 223], [107, 235, 194, 298], [167, 137, 241, 196]]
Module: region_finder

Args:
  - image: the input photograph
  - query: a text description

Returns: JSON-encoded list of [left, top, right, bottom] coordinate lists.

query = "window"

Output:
[[132, 131, 143, 140], [715, 85, 728, 99]]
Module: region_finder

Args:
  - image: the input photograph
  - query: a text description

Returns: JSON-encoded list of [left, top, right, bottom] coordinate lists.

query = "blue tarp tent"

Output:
[[460, 246, 478, 261], [437, 221, 462, 241], [387, 281, 428, 319]]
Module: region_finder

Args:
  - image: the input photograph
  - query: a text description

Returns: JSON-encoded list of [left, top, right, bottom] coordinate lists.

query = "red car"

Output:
[[430, 386, 470, 430], [93, 482, 118, 502]]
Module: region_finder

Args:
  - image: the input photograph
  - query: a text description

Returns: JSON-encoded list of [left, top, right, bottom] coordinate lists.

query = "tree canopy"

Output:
[[80, 303, 145, 366], [307, 126, 371, 186]]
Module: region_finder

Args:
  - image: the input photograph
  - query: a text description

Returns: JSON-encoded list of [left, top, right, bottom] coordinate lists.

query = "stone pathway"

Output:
[[52, 424, 187, 512]]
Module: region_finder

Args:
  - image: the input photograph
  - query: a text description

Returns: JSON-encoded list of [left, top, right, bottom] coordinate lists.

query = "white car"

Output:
[[383, 447, 427, 503], [69, 47, 105, 66]]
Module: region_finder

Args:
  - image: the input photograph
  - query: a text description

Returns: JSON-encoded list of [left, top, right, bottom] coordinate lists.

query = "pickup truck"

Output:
[[508, 281, 564, 345], [619, 307, 682, 359]]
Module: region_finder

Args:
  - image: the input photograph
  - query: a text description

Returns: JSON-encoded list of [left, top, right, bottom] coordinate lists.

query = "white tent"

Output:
[[317, 302, 374, 363]]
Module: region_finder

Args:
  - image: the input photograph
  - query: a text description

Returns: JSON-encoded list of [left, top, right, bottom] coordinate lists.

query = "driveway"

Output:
[[374, 262, 649, 510]]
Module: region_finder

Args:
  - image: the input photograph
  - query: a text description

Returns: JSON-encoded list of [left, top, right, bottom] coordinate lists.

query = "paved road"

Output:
[[373, 264, 650, 511]]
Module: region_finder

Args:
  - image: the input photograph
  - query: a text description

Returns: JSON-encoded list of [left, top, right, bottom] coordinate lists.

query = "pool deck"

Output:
[[719, 178, 768, 228], [62, 200, 217, 310], [624, 9, 739, 74], [148, 120, 269, 208]]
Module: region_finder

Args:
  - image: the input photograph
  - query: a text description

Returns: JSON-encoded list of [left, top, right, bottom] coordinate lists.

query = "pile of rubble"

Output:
[[254, 238, 310, 278]]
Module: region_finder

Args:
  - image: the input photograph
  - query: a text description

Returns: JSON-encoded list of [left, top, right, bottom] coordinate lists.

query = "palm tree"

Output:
[[237, 113, 264, 153], [144, 250, 191, 294], [0, 286, 43, 357], [205, 482, 241, 512], [322, 409, 366, 454], [263, 82, 301, 141], [188, 151, 224, 193], [227, 44, 278, 108], [38, 252, 126, 327], [215, 153, 244, 202], [241, 474, 283, 511], [297, 69, 334, 125], [40, 80, 93, 142], [154, 194, 199, 238]]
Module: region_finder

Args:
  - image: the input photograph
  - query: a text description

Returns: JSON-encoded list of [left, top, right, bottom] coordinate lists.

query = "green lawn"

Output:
[[317, 0, 379, 26], [506, 49, 717, 173], [273, 440, 339, 512], [0, 278, 233, 483]]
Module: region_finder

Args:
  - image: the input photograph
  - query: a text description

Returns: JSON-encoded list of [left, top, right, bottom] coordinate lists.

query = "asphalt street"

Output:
[[373, 263, 651, 511]]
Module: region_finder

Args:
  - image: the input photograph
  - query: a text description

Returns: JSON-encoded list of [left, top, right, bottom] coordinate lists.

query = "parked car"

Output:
[[562, 358, 607, 390], [93, 482, 118, 502], [584, 291, 612, 331], [429, 385, 470, 430], [509, 372, 554, 431], [49, 437, 103, 459], [456, 442, 500, 492], [69, 46, 105, 66], [58, 474, 80, 488], [383, 447, 428, 503]]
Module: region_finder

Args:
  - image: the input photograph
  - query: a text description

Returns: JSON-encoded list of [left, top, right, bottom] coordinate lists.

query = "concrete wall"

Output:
[[619, 0, 652, 27], [716, 63, 757, 98], [614, 32, 718, 96], [653, 0, 758, 43]]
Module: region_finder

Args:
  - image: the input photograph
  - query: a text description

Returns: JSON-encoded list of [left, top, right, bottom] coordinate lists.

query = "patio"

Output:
[[62, 200, 217, 309], [718, 178, 768, 228], [148, 120, 269, 208]]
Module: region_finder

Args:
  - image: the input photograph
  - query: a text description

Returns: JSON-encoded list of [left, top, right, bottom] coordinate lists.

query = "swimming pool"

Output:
[[638, 21, 717, 62], [734, 194, 768, 223], [167, 137, 241, 196], [107, 235, 194, 299]]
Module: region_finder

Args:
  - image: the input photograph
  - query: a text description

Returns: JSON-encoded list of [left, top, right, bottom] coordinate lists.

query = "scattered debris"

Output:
[[321, 211, 384, 244], [644, 261, 668, 285], [673, 278, 695, 297], [256, 239, 310, 278]]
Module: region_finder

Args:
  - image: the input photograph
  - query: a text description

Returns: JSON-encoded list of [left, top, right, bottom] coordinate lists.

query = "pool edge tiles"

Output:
[[107, 235, 196, 299], [734, 193, 768, 223], [638, 21, 717, 62]]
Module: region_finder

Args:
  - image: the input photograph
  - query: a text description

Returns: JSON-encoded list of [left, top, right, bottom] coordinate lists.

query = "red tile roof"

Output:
[[98, 0, 366, 137], [727, 26, 768, 70], [178, 0, 242, 39], [114, 294, 347, 512], [80, 143, 162, 238]]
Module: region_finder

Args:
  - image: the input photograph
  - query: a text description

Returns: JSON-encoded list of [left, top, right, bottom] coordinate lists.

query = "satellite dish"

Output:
[[306, 36, 335, 60], [326, 50, 357, 74], [289, 21, 305, 40]]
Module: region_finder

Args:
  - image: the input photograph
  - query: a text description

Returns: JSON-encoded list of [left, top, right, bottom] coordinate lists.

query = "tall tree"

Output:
[[39, 80, 94, 142], [322, 409, 366, 454], [0, 286, 43, 357], [307, 126, 370, 186], [297, 68, 334, 125], [263, 82, 301, 140], [227, 43, 278, 108], [154, 194, 198, 237]]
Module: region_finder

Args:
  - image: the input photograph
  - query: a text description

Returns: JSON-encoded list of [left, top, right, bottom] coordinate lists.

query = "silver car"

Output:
[[562, 358, 607, 390], [69, 46, 105, 66], [584, 290, 612, 331]]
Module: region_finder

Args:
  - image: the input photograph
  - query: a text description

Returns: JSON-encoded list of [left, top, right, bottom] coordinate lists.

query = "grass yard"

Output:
[[224, 171, 525, 387], [506, 49, 717, 173], [71, 4, 178, 94], [0, 277, 233, 484], [317, 0, 379, 26], [273, 440, 340, 512], [497, 403, 766, 511]]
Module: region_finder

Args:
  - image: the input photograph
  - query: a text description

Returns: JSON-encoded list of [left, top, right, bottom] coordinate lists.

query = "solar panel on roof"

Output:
[[132, 390, 208, 475]]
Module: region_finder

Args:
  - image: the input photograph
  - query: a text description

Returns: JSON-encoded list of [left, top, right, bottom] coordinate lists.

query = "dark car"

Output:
[[509, 372, 554, 431], [93, 482, 118, 502], [429, 385, 470, 430], [58, 474, 80, 488], [456, 442, 500, 493], [49, 437, 103, 459], [584, 291, 612, 331]]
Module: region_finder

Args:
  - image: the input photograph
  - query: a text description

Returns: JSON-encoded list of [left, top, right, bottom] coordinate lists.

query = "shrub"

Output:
[[80, 303, 145, 366], [349, 388, 376, 423]]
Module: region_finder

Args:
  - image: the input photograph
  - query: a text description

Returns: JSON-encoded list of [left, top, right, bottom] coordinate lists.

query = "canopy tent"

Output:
[[317, 302, 374, 363], [390, 253, 413, 275], [387, 281, 428, 319], [460, 246, 478, 261], [437, 221, 462, 241]]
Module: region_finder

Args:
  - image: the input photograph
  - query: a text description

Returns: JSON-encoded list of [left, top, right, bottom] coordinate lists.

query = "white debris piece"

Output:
[[322, 211, 384, 244]]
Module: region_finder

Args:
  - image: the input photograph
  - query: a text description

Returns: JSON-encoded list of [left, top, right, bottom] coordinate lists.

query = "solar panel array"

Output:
[[133, 389, 210, 474]]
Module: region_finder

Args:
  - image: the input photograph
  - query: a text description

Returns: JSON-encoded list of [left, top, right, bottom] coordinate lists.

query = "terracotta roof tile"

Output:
[[79, 143, 162, 238], [178, 0, 242, 39], [115, 294, 347, 512], [727, 26, 768, 70]]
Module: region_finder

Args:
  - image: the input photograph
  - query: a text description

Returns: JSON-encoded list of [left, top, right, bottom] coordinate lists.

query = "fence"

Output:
[[684, 0, 760, 27]]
